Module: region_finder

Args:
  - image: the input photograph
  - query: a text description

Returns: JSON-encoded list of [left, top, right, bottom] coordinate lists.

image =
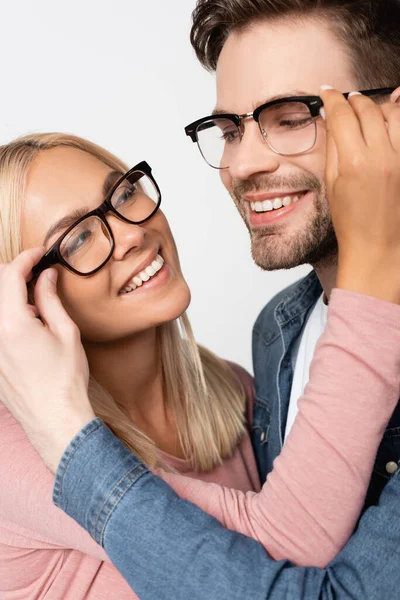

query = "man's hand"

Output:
[[0, 247, 95, 472], [320, 85, 400, 304]]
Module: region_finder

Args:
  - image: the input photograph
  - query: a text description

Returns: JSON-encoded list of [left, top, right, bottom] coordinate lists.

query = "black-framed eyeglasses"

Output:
[[32, 160, 161, 278], [185, 87, 396, 169]]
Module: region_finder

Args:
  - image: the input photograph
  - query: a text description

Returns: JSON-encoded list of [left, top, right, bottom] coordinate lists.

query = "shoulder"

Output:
[[225, 361, 254, 391]]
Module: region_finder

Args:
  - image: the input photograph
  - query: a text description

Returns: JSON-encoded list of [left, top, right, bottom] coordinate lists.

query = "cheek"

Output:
[[295, 127, 327, 183], [155, 214, 182, 268], [312, 123, 327, 174], [219, 169, 232, 193], [55, 269, 100, 325]]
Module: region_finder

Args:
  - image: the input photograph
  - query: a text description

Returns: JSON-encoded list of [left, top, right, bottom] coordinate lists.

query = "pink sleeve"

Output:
[[0, 402, 109, 562], [160, 288, 400, 567]]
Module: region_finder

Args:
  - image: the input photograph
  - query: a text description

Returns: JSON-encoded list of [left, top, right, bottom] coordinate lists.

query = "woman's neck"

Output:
[[83, 328, 183, 457]]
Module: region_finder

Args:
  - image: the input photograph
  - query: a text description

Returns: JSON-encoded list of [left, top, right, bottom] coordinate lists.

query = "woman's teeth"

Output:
[[250, 193, 303, 213], [120, 254, 164, 294]]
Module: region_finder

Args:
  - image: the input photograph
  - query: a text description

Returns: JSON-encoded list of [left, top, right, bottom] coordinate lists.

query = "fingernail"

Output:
[[47, 269, 58, 283], [391, 89, 400, 104], [319, 107, 326, 121], [320, 85, 334, 91], [348, 91, 362, 98]]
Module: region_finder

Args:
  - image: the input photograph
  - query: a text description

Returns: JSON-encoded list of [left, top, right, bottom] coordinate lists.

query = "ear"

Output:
[[390, 87, 400, 104]]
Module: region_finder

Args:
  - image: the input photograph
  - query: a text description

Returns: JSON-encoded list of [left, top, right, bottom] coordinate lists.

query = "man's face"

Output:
[[216, 17, 358, 270]]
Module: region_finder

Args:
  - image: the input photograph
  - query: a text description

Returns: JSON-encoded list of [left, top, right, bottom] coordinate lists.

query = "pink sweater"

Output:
[[1, 289, 400, 599]]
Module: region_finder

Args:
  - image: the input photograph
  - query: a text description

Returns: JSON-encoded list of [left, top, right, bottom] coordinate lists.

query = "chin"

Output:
[[150, 282, 192, 326], [80, 281, 192, 343]]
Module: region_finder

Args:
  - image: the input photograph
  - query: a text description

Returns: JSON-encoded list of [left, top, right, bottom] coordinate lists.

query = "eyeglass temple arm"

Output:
[[185, 119, 217, 142], [31, 251, 58, 280]]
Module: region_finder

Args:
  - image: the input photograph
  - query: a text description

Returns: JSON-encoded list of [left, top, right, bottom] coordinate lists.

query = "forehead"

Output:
[[215, 17, 356, 112], [22, 147, 112, 249]]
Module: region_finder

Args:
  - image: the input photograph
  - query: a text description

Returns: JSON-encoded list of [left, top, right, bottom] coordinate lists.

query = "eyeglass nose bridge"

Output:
[[237, 110, 257, 139], [95, 198, 118, 218], [90, 209, 116, 258], [94, 199, 138, 227], [237, 110, 273, 149]]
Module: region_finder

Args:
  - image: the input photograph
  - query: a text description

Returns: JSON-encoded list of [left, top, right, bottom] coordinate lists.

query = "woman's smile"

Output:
[[119, 253, 169, 296], [22, 145, 191, 342]]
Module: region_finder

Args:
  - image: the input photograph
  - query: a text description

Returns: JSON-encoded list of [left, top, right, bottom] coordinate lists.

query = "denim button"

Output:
[[260, 432, 265, 442], [385, 461, 398, 475]]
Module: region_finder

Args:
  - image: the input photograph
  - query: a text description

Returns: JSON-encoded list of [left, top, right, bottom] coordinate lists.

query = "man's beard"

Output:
[[231, 173, 338, 271]]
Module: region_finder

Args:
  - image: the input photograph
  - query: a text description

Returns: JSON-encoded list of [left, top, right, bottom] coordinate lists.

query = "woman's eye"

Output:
[[64, 230, 92, 257], [114, 184, 137, 208]]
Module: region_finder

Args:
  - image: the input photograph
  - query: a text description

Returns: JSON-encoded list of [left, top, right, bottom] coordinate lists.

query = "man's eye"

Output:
[[220, 129, 240, 143], [278, 116, 313, 128]]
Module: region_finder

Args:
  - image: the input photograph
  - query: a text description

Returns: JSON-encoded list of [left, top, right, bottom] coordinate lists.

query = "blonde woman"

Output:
[[1, 126, 400, 599]]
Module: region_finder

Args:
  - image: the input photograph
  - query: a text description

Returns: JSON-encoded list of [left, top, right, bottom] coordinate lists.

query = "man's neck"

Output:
[[312, 254, 338, 303]]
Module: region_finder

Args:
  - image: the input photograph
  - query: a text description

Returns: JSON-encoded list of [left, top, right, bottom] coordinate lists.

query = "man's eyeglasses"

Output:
[[184, 88, 396, 169], [32, 161, 161, 278]]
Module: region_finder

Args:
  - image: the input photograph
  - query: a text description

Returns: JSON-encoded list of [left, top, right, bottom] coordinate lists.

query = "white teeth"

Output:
[[120, 253, 164, 294], [251, 194, 303, 213], [139, 270, 150, 281], [122, 283, 136, 294], [145, 265, 156, 277], [152, 259, 162, 272], [262, 200, 273, 212]]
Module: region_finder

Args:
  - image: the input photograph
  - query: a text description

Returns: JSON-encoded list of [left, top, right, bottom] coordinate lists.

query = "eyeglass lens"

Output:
[[60, 170, 159, 274], [196, 101, 317, 168]]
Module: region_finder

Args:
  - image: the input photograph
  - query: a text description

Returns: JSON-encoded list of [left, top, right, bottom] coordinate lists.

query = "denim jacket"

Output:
[[252, 270, 400, 510], [52, 274, 400, 599]]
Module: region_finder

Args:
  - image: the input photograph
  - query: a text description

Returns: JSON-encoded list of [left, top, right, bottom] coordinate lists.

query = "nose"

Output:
[[228, 120, 280, 181], [108, 213, 146, 261]]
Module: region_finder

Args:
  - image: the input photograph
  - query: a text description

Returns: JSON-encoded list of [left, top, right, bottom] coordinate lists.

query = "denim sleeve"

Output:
[[53, 418, 400, 600]]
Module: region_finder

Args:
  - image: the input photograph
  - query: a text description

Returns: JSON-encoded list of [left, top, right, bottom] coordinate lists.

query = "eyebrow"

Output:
[[212, 90, 311, 115], [42, 169, 124, 247]]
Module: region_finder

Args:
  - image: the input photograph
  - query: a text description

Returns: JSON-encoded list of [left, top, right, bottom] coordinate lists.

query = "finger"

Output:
[[7, 247, 46, 279], [0, 247, 46, 319], [347, 92, 390, 150], [34, 269, 77, 336], [320, 86, 364, 163], [324, 118, 339, 189], [380, 103, 400, 151], [26, 304, 40, 319]]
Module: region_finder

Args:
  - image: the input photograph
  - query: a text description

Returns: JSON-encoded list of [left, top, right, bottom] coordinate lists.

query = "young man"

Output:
[[2, 2, 400, 599], [185, 0, 400, 509]]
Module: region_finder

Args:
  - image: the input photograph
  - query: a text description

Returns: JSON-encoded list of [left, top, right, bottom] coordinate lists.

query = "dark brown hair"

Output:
[[190, 0, 400, 87]]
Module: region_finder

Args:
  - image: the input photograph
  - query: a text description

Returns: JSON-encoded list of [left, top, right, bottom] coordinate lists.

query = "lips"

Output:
[[118, 249, 163, 295]]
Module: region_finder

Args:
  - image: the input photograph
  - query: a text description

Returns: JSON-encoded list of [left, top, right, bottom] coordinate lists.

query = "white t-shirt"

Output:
[[284, 294, 328, 440]]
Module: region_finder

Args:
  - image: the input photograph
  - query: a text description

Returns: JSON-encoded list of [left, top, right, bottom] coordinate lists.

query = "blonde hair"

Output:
[[0, 132, 246, 471]]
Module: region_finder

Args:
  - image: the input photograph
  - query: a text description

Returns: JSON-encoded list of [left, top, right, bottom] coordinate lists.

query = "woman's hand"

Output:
[[0, 247, 95, 472], [320, 86, 400, 304]]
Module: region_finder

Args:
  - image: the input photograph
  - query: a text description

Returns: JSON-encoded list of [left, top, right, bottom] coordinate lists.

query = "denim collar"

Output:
[[275, 269, 323, 327], [256, 270, 323, 347]]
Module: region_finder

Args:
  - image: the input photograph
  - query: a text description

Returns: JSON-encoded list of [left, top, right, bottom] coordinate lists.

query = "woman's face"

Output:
[[21, 147, 191, 342]]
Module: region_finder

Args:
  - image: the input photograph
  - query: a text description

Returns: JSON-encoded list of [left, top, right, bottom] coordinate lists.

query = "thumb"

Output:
[[34, 269, 73, 332]]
